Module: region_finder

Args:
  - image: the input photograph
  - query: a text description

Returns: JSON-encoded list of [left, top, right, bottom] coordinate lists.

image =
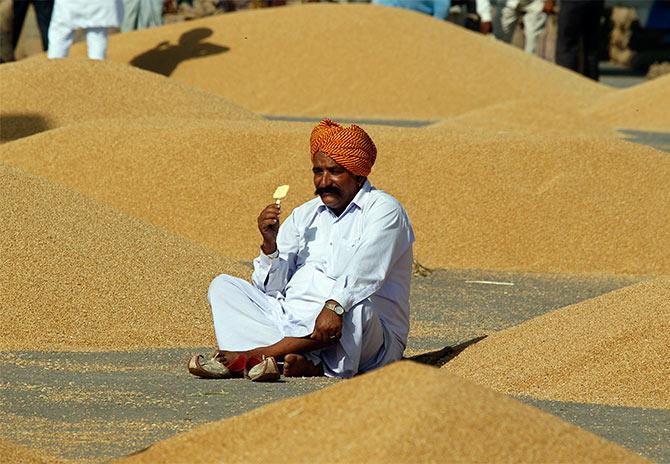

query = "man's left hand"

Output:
[[310, 303, 343, 342]]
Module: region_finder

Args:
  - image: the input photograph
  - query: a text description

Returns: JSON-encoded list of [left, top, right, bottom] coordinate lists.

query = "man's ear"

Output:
[[357, 176, 366, 187]]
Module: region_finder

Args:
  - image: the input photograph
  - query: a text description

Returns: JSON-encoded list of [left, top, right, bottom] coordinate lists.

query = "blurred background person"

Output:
[[48, 0, 123, 60], [1, 0, 13, 62], [555, 0, 604, 80], [475, 0, 493, 34], [371, 0, 452, 21], [494, 0, 554, 54], [121, 0, 164, 32], [12, 0, 53, 53]]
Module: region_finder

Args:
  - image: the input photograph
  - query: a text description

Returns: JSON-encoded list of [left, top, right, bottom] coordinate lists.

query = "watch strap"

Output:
[[325, 301, 345, 316]]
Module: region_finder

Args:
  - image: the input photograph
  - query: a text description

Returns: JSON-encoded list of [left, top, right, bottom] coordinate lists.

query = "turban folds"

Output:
[[310, 119, 377, 177]]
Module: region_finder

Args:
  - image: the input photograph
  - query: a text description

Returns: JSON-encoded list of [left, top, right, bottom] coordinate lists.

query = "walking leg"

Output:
[[85, 27, 108, 60], [31, 0, 53, 51], [46, 17, 73, 58]]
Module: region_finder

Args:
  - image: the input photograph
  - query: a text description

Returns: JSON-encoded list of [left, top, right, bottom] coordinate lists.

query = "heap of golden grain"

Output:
[[1, 3, 667, 462]]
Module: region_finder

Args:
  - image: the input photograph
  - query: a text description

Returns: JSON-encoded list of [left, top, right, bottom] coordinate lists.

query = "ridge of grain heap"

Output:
[[435, 97, 615, 135], [69, 3, 610, 120], [2, 119, 669, 275], [586, 73, 670, 131], [0, 59, 257, 144], [0, 162, 247, 351], [443, 277, 670, 409], [118, 361, 645, 463]]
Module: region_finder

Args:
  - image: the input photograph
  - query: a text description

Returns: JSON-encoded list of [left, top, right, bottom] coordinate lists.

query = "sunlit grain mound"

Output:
[[444, 277, 670, 408], [0, 438, 59, 464], [436, 97, 615, 135], [0, 162, 247, 351], [2, 119, 668, 275], [69, 3, 609, 120], [0, 119, 310, 268], [0, 59, 257, 143], [587, 73, 670, 131], [385, 127, 670, 274], [119, 362, 644, 463]]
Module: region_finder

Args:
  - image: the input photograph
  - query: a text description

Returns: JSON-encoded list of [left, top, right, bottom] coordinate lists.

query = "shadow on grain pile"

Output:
[[76, 3, 609, 119], [129, 27, 229, 77], [0, 113, 52, 143]]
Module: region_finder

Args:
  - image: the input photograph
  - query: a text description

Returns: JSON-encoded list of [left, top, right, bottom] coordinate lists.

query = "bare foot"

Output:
[[283, 354, 323, 377], [214, 350, 239, 364], [213, 351, 248, 372]]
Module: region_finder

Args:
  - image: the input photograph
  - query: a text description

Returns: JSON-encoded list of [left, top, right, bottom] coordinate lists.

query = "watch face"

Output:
[[327, 302, 344, 315]]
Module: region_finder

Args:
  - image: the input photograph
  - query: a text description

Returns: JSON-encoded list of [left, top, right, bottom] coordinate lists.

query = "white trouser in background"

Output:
[[208, 274, 388, 378], [494, 0, 547, 54], [47, 23, 108, 60], [121, 0, 163, 33]]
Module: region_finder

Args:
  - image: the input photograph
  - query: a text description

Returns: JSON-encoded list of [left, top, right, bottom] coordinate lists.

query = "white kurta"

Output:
[[48, 0, 124, 60], [51, 0, 124, 29], [208, 181, 415, 378]]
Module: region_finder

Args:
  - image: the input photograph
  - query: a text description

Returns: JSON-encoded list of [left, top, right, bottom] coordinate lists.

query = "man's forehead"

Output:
[[313, 151, 345, 169]]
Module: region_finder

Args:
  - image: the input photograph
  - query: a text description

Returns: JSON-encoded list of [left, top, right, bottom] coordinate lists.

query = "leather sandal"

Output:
[[245, 355, 280, 382], [188, 353, 247, 379]]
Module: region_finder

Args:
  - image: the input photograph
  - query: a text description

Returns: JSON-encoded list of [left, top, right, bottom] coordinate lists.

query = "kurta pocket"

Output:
[[326, 238, 359, 279]]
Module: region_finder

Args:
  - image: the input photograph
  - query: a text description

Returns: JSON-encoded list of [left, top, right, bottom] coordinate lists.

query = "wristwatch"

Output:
[[325, 301, 345, 316]]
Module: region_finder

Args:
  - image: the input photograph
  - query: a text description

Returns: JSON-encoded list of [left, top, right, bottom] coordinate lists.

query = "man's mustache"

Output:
[[315, 186, 341, 196]]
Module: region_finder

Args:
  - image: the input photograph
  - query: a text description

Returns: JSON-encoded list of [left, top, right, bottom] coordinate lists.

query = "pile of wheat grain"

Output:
[[0, 162, 246, 351], [586, 73, 670, 131], [119, 361, 645, 463], [444, 277, 670, 409], [60, 3, 608, 120], [2, 117, 668, 275], [0, 59, 256, 143]]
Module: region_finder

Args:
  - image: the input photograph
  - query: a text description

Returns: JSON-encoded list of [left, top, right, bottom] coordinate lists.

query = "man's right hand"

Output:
[[257, 203, 281, 254]]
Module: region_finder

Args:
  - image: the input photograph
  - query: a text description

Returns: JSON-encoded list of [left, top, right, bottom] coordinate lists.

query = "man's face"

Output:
[[312, 151, 364, 216]]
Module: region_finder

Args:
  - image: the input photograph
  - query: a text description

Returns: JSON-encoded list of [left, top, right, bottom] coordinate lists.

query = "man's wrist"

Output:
[[260, 243, 278, 258]]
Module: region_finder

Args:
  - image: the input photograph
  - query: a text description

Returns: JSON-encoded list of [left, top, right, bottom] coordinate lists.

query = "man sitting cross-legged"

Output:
[[188, 119, 415, 381]]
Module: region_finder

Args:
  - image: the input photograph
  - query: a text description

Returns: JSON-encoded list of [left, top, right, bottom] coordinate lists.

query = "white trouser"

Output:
[[494, 0, 547, 54], [121, 0, 163, 32], [48, 23, 109, 60], [208, 274, 388, 378]]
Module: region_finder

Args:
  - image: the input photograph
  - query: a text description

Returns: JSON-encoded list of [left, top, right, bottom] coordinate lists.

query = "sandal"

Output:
[[245, 355, 280, 382], [188, 352, 247, 379]]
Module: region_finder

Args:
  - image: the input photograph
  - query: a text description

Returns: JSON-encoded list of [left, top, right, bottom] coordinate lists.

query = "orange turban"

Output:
[[310, 119, 377, 177]]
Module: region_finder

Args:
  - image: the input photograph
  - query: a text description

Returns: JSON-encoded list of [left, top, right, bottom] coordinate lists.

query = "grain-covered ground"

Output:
[[1, 2, 668, 461], [0, 437, 60, 464]]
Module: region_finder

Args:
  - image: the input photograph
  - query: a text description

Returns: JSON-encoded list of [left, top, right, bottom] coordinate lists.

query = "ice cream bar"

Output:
[[273, 184, 289, 205]]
